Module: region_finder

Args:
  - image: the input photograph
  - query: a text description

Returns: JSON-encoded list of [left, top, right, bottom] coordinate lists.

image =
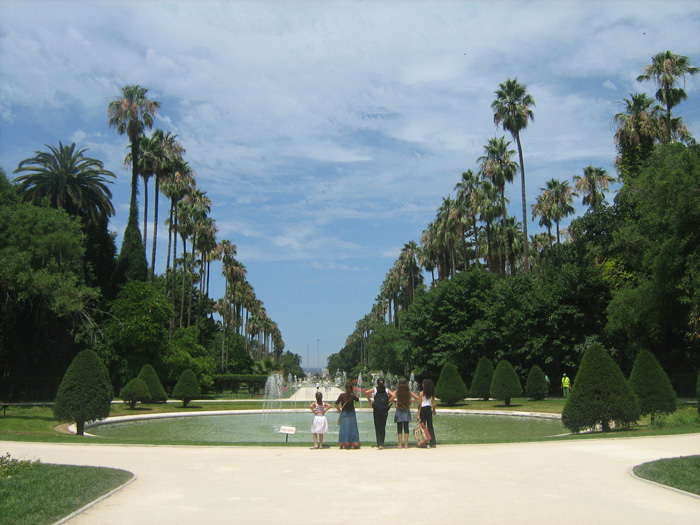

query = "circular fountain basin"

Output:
[[89, 410, 565, 445]]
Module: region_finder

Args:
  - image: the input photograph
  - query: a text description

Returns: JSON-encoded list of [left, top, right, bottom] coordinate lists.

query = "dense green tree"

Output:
[[368, 322, 402, 375], [525, 365, 548, 401], [53, 350, 113, 435], [0, 179, 99, 398], [628, 349, 676, 422], [137, 364, 168, 403], [490, 359, 522, 406], [470, 356, 494, 400], [120, 378, 151, 409], [613, 94, 661, 182], [562, 343, 640, 433], [697, 367, 700, 417], [164, 326, 215, 390], [278, 351, 305, 379], [13, 142, 115, 225], [435, 361, 469, 405], [96, 281, 173, 388], [172, 369, 201, 408], [492, 78, 535, 273]]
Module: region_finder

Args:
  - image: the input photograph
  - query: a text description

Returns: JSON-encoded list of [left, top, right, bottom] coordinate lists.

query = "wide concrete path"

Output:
[[3, 434, 700, 524]]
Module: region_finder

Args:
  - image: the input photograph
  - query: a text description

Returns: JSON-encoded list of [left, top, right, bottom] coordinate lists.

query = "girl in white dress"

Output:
[[310, 391, 331, 449]]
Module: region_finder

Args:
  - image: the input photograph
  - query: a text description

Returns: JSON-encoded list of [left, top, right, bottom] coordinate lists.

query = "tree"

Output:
[[561, 343, 640, 433], [525, 365, 548, 401], [492, 78, 535, 273], [637, 50, 698, 143], [435, 361, 469, 406], [172, 369, 201, 408], [164, 326, 215, 390], [53, 350, 113, 436], [490, 359, 522, 406], [542, 178, 575, 247], [108, 85, 160, 283], [613, 94, 662, 181], [628, 349, 676, 423], [137, 364, 168, 404], [479, 136, 517, 276], [13, 142, 115, 225], [697, 367, 700, 417], [470, 357, 495, 400], [573, 166, 615, 209], [120, 378, 151, 409]]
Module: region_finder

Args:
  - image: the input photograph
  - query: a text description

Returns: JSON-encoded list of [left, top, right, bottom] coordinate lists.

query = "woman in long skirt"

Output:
[[335, 380, 360, 449]]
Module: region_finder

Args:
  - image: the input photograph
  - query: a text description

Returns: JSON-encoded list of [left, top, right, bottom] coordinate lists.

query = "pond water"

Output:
[[90, 411, 565, 445]]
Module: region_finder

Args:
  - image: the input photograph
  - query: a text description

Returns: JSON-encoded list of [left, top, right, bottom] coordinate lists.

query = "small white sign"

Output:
[[280, 425, 296, 435]]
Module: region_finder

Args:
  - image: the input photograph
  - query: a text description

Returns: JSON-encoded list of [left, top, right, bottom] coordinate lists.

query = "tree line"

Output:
[[0, 86, 304, 399], [330, 50, 700, 395]]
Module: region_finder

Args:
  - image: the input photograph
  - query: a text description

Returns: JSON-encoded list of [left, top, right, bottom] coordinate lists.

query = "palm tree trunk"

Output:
[[143, 177, 149, 251], [165, 200, 174, 296], [501, 192, 509, 277], [180, 239, 187, 328], [150, 178, 160, 283], [515, 131, 529, 274]]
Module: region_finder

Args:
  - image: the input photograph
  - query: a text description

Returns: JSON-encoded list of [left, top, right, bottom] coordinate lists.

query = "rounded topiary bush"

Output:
[[490, 359, 522, 407], [120, 378, 151, 409], [54, 349, 113, 436], [435, 361, 469, 406], [562, 343, 640, 433], [526, 365, 548, 401], [137, 364, 167, 404], [628, 349, 676, 423], [470, 356, 494, 401], [172, 369, 200, 408]]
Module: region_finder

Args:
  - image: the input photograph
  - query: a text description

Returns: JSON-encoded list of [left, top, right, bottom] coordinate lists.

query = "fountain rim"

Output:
[[83, 408, 561, 432]]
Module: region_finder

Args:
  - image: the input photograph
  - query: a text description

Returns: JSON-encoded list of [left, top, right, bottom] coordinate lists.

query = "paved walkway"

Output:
[[3, 433, 700, 524]]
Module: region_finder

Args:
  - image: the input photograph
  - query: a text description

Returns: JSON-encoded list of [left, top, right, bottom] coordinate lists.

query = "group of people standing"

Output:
[[309, 377, 437, 450]]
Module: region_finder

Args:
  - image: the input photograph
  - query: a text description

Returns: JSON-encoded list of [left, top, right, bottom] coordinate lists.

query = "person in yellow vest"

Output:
[[561, 373, 571, 399]]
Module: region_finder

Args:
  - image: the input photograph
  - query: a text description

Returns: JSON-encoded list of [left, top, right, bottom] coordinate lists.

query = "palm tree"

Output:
[[479, 136, 517, 276], [492, 78, 535, 273], [136, 129, 185, 281], [473, 179, 500, 272], [107, 85, 160, 215], [531, 193, 553, 247], [543, 178, 575, 247], [637, 51, 698, 143], [573, 165, 615, 209], [13, 142, 115, 225], [454, 170, 480, 271]]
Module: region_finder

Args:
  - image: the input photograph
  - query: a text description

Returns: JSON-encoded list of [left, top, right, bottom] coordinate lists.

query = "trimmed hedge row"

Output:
[[212, 374, 269, 395]]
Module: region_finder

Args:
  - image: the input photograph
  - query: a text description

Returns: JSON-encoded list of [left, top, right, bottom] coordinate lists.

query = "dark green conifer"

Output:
[[525, 365, 548, 401], [628, 349, 676, 423], [120, 378, 151, 409], [562, 343, 640, 433], [470, 356, 494, 401], [138, 364, 168, 403], [434, 361, 469, 406], [173, 369, 200, 408], [54, 350, 113, 435], [490, 360, 522, 406]]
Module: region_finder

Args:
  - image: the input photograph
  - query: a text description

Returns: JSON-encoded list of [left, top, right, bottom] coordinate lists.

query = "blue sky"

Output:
[[1, 1, 699, 368]]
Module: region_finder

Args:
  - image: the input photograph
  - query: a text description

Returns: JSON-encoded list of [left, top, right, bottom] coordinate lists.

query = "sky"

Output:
[[1, 1, 699, 369]]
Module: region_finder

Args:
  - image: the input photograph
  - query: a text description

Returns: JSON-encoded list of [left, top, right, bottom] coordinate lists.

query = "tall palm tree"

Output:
[[492, 78, 535, 273], [13, 142, 115, 225], [543, 178, 575, 247], [454, 170, 480, 271], [479, 136, 517, 276], [473, 179, 500, 272], [637, 50, 698, 143], [531, 193, 553, 248], [573, 165, 615, 209], [107, 85, 160, 216], [136, 129, 185, 281]]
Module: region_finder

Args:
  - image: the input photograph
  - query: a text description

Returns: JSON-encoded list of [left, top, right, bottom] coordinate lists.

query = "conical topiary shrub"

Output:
[[120, 378, 151, 409], [562, 343, 640, 433], [525, 365, 548, 401], [490, 360, 522, 407], [54, 349, 113, 436], [172, 369, 200, 408], [470, 356, 494, 401], [435, 361, 469, 405], [137, 364, 167, 404], [628, 349, 676, 423]]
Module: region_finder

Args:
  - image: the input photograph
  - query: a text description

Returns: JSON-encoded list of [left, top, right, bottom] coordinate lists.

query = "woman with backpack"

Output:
[[363, 377, 394, 449], [335, 380, 361, 449], [389, 377, 420, 449]]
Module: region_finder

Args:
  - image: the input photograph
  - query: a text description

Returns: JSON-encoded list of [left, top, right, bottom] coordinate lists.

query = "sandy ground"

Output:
[[3, 432, 700, 524]]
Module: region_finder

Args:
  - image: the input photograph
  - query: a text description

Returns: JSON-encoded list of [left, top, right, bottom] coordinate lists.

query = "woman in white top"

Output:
[[310, 391, 331, 449], [418, 378, 437, 447]]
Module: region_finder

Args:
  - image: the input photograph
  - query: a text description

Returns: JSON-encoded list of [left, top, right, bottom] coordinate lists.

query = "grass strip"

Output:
[[0, 463, 133, 525], [633, 455, 700, 496]]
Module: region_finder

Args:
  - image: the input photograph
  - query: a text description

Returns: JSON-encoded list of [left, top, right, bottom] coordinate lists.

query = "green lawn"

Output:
[[0, 461, 132, 525], [634, 456, 700, 496]]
